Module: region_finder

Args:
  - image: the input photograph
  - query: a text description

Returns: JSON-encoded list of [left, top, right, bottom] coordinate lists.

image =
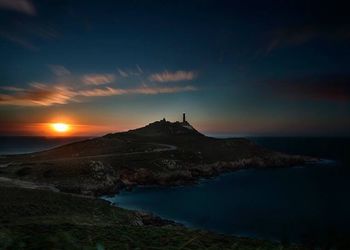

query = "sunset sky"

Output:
[[0, 0, 349, 137]]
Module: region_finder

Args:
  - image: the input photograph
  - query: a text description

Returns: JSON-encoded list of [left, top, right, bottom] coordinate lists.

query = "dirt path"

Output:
[[0, 176, 59, 192], [33, 143, 178, 163]]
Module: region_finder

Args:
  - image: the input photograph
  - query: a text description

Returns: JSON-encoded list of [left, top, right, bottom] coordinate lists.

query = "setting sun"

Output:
[[51, 123, 70, 133]]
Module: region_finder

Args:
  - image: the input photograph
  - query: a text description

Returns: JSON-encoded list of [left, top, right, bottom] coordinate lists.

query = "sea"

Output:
[[104, 137, 350, 246], [0, 136, 89, 155], [1, 136, 350, 246]]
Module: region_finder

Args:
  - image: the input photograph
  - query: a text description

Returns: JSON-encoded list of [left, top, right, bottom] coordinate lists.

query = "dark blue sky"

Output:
[[0, 0, 349, 136]]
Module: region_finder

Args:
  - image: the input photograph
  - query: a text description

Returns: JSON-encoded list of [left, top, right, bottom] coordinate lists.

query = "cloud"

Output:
[[78, 87, 127, 97], [117, 69, 129, 77], [1, 86, 25, 91], [131, 85, 197, 94], [267, 25, 350, 54], [0, 83, 75, 106], [0, 31, 37, 50], [0, 65, 198, 106], [78, 85, 197, 97], [264, 2, 350, 54], [0, 22, 59, 51], [149, 70, 197, 82], [0, 83, 197, 106], [49, 65, 71, 76], [136, 64, 143, 74], [0, 0, 36, 15], [117, 65, 144, 78], [265, 75, 350, 102], [82, 74, 115, 85]]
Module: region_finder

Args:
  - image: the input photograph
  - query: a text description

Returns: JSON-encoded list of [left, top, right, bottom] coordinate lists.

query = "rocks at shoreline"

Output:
[[59, 153, 316, 196], [0, 150, 317, 197], [115, 154, 316, 190], [131, 211, 181, 227]]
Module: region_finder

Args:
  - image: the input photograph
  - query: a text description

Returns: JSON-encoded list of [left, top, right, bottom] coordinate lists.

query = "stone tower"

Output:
[[183, 113, 186, 123]]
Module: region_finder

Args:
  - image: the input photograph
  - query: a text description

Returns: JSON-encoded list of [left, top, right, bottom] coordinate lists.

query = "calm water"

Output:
[[103, 137, 350, 245], [0, 136, 89, 155]]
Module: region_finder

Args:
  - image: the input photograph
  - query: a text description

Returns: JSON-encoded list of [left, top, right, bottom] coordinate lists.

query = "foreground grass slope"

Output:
[[0, 186, 304, 250]]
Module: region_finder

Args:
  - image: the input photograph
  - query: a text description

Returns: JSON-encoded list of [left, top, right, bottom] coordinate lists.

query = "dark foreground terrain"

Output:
[[0, 120, 318, 249], [0, 119, 314, 196], [0, 185, 307, 249]]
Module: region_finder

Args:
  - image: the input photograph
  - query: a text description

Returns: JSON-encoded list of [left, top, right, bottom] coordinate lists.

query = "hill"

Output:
[[0, 118, 317, 249], [0, 118, 314, 196]]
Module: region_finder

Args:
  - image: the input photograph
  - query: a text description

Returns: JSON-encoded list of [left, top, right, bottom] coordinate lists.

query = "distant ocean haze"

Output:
[[0, 136, 90, 155]]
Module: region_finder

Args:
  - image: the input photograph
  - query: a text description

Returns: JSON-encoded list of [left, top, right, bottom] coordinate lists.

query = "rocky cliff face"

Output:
[[113, 153, 315, 193]]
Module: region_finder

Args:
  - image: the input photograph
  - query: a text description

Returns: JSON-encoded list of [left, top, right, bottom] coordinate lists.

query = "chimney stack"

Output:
[[183, 113, 186, 123]]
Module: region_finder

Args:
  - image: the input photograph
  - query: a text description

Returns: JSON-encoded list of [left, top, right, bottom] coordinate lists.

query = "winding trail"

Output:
[[0, 143, 178, 164], [0, 143, 178, 192], [0, 176, 59, 192], [39, 143, 178, 162]]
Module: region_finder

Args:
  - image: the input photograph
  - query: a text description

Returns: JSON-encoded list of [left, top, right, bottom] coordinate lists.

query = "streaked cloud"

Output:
[[82, 74, 115, 85], [78, 87, 127, 97], [0, 65, 198, 106], [267, 25, 350, 54], [131, 85, 197, 94], [78, 85, 196, 97], [1, 86, 25, 91], [117, 69, 129, 77], [265, 75, 350, 102], [0, 31, 37, 50], [0, 83, 197, 106], [49, 65, 71, 77], [0, 0, 36, 15], [0, 22, 59, 51], [117, 65, 144, 77], [136, 64, 143, 74], [0, 83, 75, 106], [149, 70, 197, 82]]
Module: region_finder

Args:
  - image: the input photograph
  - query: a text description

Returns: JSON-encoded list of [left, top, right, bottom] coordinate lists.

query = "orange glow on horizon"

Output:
[[0, 119, 142, 137], [51, 123, 71, 133]]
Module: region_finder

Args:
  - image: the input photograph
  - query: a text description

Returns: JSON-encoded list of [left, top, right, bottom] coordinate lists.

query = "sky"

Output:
[[0, 0, 349, 137]]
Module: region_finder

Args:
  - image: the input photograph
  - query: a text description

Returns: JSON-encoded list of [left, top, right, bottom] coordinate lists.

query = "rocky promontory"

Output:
[[0, 118, 317, 196]]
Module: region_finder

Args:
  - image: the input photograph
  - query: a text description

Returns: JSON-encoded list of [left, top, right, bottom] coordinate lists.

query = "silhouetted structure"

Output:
[[183, 113, 186, 123]]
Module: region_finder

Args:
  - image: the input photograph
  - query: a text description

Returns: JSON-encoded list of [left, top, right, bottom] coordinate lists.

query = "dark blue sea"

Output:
[[103, 137, 350, 246], [1, 136, 350, 246], [0, 136, 88, 155]]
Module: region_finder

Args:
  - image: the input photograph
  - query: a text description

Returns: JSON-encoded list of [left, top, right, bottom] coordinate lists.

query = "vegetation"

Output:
[[0, 186, 305, 250], [0, 121, 317, 249]]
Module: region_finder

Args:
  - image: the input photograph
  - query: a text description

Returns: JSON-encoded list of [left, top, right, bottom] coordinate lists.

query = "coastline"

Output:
[[0, 178, 308, 249], [0, 149, 336, 249], [101, 158, 339, 247], [0, 150, 318, 197], [84, 153, 318, 197], [0, 131, 325, 248]]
